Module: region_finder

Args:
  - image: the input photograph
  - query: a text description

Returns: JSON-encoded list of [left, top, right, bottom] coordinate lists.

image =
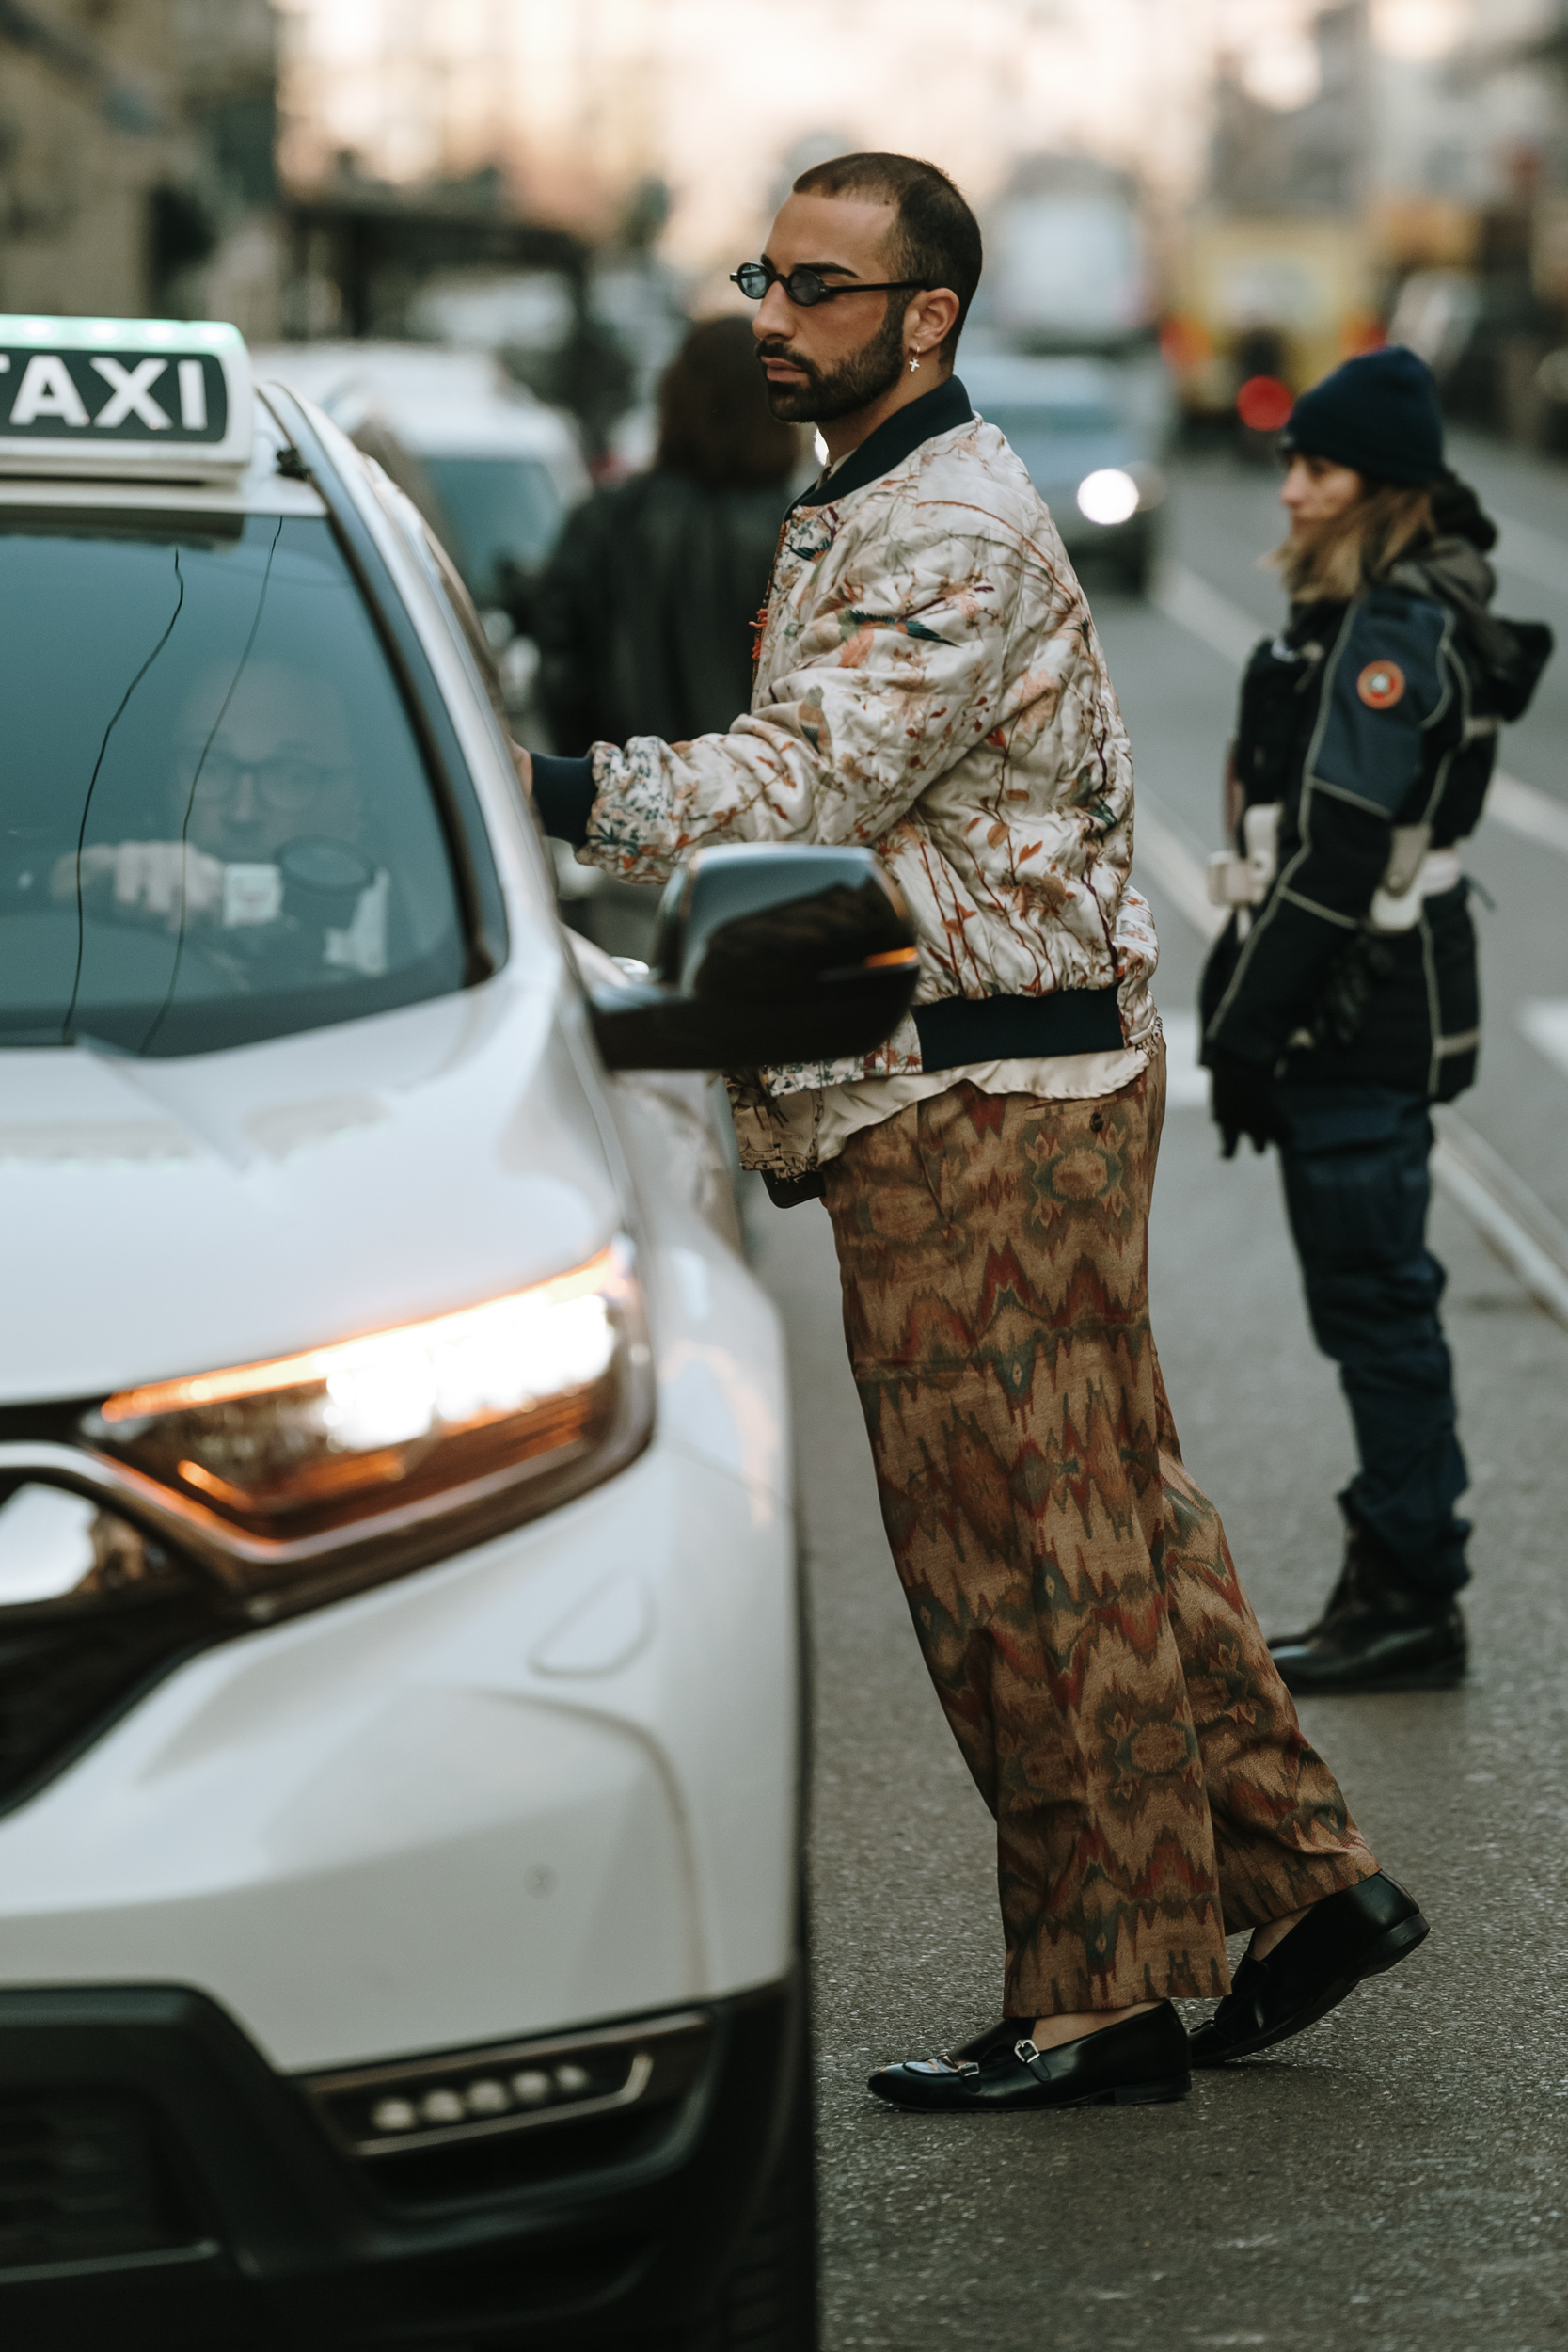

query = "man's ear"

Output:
[[906, 285, 961, 359]]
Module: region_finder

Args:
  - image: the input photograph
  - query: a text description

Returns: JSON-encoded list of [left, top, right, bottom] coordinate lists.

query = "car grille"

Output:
[[0, 2089, 204, 2270], [0, 1473, 238, 1812], [0, 1585, 228, 1810]]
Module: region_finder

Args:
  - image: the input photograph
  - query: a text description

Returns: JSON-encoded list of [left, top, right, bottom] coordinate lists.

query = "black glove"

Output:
[[762, 1168, 827, 1209], [1207, 1047, 1283, 1159]]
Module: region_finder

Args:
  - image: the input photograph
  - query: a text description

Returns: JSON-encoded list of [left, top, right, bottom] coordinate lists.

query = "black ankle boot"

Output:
[[1267, 1533, 1362, 1651], [1270, 1521, 1465, 1694]]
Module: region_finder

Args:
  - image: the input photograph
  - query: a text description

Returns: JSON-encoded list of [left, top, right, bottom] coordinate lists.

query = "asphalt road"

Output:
[[744, 443, 1568, 2352]]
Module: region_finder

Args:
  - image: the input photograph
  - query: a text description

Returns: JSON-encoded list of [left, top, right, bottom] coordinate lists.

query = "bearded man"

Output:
[[521, 152, 1427, 2111]]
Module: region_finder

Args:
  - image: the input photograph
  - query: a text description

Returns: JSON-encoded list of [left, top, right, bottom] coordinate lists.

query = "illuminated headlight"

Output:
[[1075, 468, 1142, 527], [78, 1240, 653, 1598]]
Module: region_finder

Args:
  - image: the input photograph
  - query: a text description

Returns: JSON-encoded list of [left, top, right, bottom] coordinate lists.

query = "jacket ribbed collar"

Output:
[[787, 373, 972, 516]]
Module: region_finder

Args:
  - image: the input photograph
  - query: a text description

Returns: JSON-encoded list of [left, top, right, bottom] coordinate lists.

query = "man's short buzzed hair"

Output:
[[791, 152, 983, 363]]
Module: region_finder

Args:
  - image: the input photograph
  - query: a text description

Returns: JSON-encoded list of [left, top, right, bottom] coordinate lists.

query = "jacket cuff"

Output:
[[531, 754, 596, 848]]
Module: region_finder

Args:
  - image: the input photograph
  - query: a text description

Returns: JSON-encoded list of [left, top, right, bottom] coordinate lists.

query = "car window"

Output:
[[410, 512, 512, 726], [0, 511, 467, 1057], [356, 456, 520, 755], [420, 455, 566, 601]]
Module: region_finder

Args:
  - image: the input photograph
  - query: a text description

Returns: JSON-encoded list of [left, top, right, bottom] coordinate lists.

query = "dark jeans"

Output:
[[1276, 1082, 1470, 1596]]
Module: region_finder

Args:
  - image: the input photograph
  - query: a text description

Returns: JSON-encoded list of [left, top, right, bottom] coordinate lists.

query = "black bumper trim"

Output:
[[0, 1975, 802, 2348]]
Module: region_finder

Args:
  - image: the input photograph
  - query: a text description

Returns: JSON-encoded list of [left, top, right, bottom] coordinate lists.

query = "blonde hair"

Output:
[[1270, 481, 1435, 602]]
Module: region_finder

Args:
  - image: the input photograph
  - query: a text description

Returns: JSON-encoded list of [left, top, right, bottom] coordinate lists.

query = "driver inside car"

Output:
[[52, 662, 387, 977]]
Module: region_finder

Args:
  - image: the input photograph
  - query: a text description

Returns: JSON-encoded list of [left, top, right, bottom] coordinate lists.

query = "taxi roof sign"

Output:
[[0, 316, 253, 483]]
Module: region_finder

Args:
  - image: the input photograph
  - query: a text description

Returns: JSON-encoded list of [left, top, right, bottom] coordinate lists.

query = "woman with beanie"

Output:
[[1201, 344, 1552, 1694]]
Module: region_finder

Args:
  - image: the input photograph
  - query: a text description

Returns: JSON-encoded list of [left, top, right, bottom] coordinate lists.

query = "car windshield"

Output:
[[420, 454, 566, 603], [981, 400, 1122, 442], [0, 511, 467, 1057]]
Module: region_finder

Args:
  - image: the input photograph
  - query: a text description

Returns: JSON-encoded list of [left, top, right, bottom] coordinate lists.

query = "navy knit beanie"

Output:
[[1280, 345, 1445, 486]]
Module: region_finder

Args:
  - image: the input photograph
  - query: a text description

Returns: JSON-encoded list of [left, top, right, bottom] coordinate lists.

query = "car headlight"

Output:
[[76, 1238, 654, 1602], [0, 1244, 653, 1806], [1075, 468, 1142, 527]]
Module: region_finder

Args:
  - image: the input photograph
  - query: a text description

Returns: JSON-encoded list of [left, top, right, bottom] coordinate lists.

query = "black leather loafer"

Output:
[[1189, 1871, 1428, 2068], [869, 2001, 1191, 2112]]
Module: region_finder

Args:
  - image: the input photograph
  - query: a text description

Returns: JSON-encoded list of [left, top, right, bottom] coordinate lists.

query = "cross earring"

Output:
[[908, 351, 921, 373]]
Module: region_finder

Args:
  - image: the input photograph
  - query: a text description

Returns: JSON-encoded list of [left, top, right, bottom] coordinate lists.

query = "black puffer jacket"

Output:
[[1201, 538, 1551, 1100], [534, 467, 790, 754]]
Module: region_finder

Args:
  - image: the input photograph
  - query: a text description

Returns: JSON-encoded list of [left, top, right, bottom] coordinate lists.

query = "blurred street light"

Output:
[[1370, 0, 1468, 63], [1240, 33, 1323, 111]]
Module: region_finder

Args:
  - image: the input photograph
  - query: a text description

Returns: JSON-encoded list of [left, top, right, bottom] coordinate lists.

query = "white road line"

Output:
[[1487, 770, 1568, 858], [1520, 997, 1568, 1078], [1150, 561, 1264, 667], [1429, 1115, 1568, 1328], [1132, 785, 1568, 1331], [1150, 560, 1568, 862], [1494, 511, 1568, 601], [1133, 791, 1225, 945], [1157, 1009, 1211, 1108]]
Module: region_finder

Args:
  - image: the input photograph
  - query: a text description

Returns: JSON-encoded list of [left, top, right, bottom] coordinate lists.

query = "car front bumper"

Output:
[[0, 1441, 799, 2073], [0, 1969, 805, 2347]]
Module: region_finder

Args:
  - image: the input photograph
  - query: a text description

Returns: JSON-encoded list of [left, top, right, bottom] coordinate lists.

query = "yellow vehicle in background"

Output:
[[1162, 215, 1386, 422]]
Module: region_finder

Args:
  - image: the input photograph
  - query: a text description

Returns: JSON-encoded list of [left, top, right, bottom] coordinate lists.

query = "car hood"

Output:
[[0, 954, 623, 1404]]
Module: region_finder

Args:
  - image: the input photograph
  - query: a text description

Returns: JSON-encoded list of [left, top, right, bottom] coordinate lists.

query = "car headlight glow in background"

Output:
[[1075, 468, 1141, 527]]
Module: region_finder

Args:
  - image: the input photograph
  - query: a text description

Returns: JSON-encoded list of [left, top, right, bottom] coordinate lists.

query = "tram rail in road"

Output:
[[1139, 560, 1568, 1333]]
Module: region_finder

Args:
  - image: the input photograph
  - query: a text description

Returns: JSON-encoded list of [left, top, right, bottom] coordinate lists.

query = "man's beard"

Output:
[[759, 299, 907, 424]]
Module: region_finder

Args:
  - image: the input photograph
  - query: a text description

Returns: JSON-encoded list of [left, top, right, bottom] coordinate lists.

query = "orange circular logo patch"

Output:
[[1357, 660, 1405, 710]]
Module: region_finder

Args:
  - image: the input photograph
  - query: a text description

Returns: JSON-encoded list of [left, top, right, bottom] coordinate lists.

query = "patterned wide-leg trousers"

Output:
[[820, 1040, 1377, 2018]]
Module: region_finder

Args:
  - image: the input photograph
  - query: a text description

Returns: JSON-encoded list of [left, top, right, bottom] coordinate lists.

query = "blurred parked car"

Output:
[[978, 154, 1154, 354], [0, 312, 919, 2349], [963, 350, 1168, 594], [252, 340, 589, 647]]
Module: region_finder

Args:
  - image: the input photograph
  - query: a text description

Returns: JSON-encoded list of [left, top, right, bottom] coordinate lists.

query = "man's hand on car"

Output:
[[1208, 1046, 1284, 1158], [510, 742, 533, 797]]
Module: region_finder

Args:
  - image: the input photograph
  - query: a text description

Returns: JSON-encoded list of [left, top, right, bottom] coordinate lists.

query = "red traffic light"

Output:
[[1236, 374, 1294, 432]]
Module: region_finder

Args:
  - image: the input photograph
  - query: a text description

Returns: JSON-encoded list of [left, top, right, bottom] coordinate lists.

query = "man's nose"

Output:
[[231, 771, 259, 818], [752, 281, 795, 341]]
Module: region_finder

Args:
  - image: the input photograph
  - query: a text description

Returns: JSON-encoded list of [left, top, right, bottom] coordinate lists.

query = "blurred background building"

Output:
[[0, 0, 282, 328], [14, 3, 1568, 483]]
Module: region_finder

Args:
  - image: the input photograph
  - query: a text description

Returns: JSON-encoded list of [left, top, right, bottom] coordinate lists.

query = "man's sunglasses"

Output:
[[730, 260, 925, 309]]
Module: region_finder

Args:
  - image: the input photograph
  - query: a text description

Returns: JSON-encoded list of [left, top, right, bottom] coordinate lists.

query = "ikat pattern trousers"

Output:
[[821, 1041, 1377, 2018]]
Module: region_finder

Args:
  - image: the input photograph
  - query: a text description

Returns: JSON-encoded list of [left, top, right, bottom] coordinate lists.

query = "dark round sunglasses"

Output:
[[730, 260, 925, 309]]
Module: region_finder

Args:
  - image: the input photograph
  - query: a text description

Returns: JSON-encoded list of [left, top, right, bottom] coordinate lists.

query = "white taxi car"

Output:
[[0, 317, 916, 2349]]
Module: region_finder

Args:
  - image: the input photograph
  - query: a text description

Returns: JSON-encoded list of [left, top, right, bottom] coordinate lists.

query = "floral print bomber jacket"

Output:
[[577, 380, 1159, 1097]]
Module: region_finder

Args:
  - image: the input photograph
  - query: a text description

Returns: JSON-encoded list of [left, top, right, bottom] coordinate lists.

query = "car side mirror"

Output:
[[588, 843, 919, 1073]]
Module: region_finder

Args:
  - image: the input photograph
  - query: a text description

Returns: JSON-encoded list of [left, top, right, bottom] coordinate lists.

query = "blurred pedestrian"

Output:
[[1200, 346, 1552, 1695], [534, 316, 800, 753], [523, 152, 1427, 2108]]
